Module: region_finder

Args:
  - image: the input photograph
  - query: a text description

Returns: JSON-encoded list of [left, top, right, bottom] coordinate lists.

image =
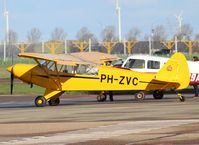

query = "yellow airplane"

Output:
[[7, 52, 189, 107]]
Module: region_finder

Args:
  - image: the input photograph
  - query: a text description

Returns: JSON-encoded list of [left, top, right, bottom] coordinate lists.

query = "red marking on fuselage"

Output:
[[190, 73, 199, 85]]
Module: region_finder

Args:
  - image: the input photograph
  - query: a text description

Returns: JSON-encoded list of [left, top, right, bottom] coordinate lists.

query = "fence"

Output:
[[0, 40, 199, 62]]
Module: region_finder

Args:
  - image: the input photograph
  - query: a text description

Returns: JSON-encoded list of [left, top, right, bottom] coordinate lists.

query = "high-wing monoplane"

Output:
[[7, 52, 189, 107], [121, 54, 199, 99]]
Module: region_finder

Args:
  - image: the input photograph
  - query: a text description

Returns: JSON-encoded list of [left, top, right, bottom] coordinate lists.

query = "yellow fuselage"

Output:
[[8, 64, 177, 91]]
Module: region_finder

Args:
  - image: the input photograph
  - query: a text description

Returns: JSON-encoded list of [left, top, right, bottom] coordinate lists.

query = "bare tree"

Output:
[[195, 33, 199, 40], [76, 27, 97, 42], [51, 27, 66, 40], [9, 30, 18, 44], [193, 33, 199, 53], [152, 25, 167, 41], [27, 28, 42, 43], [175, 24, 193, 40], [126, 27, 141, 41], [101, 25, 117, 41], [8, 30, 18, 57]]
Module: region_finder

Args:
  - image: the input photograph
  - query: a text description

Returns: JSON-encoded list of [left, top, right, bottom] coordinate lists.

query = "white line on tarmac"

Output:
[[0, 119, 198, 145], [0, 102, 33, 105]]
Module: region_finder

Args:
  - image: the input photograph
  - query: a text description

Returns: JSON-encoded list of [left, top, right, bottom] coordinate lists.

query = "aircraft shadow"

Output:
[[0, 96, 186, 109]]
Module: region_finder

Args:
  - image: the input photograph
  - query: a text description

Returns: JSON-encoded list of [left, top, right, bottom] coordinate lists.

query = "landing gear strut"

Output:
[[35, 96, 46, 107], [97, 92, 107, 102], [109, 91, 114, 101], [97, 91, 114, 102]]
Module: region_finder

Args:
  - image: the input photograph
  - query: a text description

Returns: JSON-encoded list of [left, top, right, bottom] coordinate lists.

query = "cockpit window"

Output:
[[124, 59, 145, 69], [39, 60, 47, 66], [36, 59, 99, 75], [147, 60, 160, 69], [37, 60, 56, 71]]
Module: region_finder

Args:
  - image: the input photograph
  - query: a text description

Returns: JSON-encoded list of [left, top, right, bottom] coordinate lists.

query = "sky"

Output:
[[0, 0, 199, 41]]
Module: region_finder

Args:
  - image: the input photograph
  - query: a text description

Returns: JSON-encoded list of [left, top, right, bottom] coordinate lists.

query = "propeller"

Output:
[[10, 67, 14, 95]]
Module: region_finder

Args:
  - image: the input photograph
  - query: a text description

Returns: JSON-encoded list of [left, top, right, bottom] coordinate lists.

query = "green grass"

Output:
[[0, 65, 9, 78], [0, 58, 35, 78], [0, 83, 44, 95]]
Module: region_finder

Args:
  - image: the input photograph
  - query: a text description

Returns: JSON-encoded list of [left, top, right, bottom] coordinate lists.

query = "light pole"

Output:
[[174, 35, 178, 52], [116, 0, 122, 42], [149, 37, 152, 55], [151, 29, 154, 55]]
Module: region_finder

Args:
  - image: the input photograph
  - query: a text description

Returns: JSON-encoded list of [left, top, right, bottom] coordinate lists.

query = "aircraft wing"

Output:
[[71, 52, 121, 64], [145, 52, 190, 90], [18, 52, 120, 66]]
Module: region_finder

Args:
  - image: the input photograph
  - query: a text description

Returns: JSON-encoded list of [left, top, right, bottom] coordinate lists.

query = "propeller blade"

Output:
[[10, 67, 14, 95]]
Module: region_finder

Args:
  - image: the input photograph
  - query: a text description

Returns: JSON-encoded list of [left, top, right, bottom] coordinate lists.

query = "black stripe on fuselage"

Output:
[[35, 74, 99, 80], [58, 75, 100, 80], [139, 81, 166, 85]]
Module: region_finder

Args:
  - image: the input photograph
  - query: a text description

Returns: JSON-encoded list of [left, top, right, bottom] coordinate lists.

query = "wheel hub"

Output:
[[37, 100, 43, 105]]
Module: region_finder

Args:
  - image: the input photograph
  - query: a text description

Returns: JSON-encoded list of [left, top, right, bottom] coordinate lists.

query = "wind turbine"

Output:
[[116, 0, 122, 42], [175, 12, 183, 34], [3, 0, 9, 62], [175, 12, 183, 52]]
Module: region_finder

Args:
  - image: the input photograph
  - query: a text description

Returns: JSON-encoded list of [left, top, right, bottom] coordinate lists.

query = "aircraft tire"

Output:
[[153, 90, 164, 99], [35, 96, 46, 107], [135, 92, 145, 101], [48, 98, 60, 106], [97, 94, 107, 102]]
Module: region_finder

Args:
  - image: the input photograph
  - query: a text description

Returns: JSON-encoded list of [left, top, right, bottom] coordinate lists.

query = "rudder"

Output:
[[155, 52, 189, 90]]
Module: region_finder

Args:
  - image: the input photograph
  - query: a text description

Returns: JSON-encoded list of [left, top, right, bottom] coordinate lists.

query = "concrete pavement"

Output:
[[0, 94, 199, 145]]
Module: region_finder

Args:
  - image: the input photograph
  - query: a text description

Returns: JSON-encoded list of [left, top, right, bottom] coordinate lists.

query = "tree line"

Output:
[[8, 24, 199, 44]]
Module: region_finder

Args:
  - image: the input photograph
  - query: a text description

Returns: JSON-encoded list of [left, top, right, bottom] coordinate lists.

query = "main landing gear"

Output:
[[34, 96, 60, 107], [97, 91, 114, 102], [153, 90, 185, 102], [135, 90, 185, 102], [48, 98, 60, 106], [96, 91, 147, 102], [35, 96, 46, 107], [97, 93, 107, 102], [135, 91, 145, 101], [153, 90, 164, 99]]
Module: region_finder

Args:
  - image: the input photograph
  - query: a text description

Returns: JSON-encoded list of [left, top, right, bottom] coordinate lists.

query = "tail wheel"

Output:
[[97, 93, 107, 102], [153, 90, 164, 99], [48, 98, 60, 106], [135, 92, 145, 101], [178, 94, 185, 102], [35, 96, 46, 107]]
